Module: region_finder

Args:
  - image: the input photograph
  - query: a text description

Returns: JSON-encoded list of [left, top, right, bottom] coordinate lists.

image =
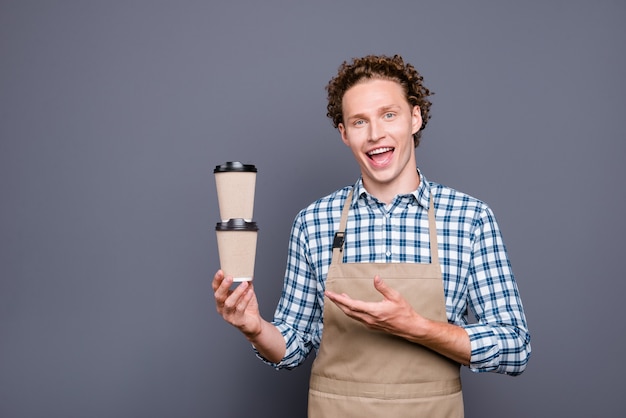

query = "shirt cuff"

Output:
[[253, 345, 283, 370], [252, 322, 295, 370], [464, 324, 500, 372]]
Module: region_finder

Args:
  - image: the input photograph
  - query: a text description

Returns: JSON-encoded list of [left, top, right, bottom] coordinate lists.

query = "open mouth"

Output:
[[367, 147, 395, 163]]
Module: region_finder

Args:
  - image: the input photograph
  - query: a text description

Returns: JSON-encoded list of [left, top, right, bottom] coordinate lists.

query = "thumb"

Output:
[[373, 275, 398, 300]]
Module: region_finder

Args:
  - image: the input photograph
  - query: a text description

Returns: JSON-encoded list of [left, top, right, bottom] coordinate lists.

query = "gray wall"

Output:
[[1, 1, 624, 417]]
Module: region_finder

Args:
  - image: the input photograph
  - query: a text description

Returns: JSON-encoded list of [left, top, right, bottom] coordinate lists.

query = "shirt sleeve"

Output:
[[463, 206, 531, 376], [254, 211, 322, 370]]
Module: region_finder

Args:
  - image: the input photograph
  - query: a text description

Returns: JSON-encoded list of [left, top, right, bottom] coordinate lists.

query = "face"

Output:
[[338, 78, 422, 201]]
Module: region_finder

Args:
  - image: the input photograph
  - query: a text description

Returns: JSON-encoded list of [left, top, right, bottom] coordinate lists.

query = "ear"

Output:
[[411, 105, 422, 136], [338, 123, 350, 146]]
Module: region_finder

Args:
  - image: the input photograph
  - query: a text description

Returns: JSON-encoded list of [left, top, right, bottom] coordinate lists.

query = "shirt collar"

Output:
[[414, 168, 431, 210], [351, 167, 431, 210]]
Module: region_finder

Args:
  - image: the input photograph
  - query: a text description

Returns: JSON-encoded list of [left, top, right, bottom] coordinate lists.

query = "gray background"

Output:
[[1, 1, 624, 417]]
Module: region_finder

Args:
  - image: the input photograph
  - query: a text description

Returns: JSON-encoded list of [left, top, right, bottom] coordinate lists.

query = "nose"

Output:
[[368, 120, 384, 142]]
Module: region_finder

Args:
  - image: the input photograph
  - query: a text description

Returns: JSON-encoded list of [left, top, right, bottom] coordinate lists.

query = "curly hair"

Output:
[[326, 54, 433, 147]]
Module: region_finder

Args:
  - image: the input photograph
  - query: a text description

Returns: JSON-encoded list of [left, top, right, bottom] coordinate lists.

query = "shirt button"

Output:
[[385, 251, 391, 257]]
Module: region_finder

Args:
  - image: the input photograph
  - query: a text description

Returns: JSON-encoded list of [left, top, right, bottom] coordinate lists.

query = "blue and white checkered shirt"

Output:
[[264, 169, 531, 375]]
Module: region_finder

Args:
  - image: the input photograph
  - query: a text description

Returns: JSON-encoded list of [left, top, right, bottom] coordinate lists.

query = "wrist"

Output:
[[242, 320, 264, 343], [407, 313, 430, 342]]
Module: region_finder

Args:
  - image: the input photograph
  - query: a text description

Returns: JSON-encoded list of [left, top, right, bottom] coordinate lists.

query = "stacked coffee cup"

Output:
[[214, 162, 259, 282]]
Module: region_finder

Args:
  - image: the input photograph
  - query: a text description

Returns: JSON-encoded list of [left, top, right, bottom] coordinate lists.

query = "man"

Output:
[[212, 54, 531, 417]]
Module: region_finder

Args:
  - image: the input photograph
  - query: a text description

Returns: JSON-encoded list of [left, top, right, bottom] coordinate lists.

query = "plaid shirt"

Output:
[[263, 169, 531, 375]]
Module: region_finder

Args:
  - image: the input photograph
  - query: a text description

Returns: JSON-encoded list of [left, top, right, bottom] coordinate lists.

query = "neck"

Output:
[[363, 170, 421, 205]]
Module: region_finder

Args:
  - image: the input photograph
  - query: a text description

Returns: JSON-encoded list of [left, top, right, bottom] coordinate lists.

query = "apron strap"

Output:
[[427, 194, 440, 265], [332, 187, 440, 265], [331, 189, 353, 265]]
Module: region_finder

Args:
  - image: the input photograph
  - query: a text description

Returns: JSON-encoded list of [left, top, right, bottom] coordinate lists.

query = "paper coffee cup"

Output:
[[214, 162, 257, 222], [215, 218, 259, 282]]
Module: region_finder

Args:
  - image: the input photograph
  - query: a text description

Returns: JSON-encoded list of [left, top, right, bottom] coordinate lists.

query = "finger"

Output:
[[214, 275, 234, 306], [240, 282, 255, 306], [327, 292, 366, 314], [329, 291, 363, 309], [324, 290, 348, 305], [223, 280, 249, 312], [235, 281, 254, 308], [373, 275, 399, 300], [212, 270, 226, 292], [211, 270, 223, 292]]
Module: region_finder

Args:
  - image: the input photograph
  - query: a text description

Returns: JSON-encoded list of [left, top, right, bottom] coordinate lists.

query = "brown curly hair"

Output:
[[326, 54, 433, 147]]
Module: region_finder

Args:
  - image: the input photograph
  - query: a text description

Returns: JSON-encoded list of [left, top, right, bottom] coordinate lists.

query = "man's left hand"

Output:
[[324, 275, 421, 339]]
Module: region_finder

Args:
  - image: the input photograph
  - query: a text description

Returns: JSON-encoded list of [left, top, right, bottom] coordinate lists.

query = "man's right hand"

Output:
[[212, 270, 287, 363], [212, 270, 263, 340]]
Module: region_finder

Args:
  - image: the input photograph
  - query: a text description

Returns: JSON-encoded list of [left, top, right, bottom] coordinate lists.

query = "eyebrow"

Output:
[[346, 105, 402, 121]]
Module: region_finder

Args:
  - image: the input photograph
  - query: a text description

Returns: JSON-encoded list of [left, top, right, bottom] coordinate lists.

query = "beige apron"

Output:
[[308, 190, 463, 417]]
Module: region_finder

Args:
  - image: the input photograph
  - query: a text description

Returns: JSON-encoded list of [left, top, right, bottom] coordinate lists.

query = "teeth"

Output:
[[368, 147, 393, 156]]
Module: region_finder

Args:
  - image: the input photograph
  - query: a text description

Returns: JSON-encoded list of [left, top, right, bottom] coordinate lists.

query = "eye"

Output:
[[384, 112, 396, 119], [353, 119, 365, 126]]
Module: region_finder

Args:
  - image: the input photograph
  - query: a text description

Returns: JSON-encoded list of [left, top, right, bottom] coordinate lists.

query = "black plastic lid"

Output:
[[214, 161, 257, 173], [215, 218, 259, 231]]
